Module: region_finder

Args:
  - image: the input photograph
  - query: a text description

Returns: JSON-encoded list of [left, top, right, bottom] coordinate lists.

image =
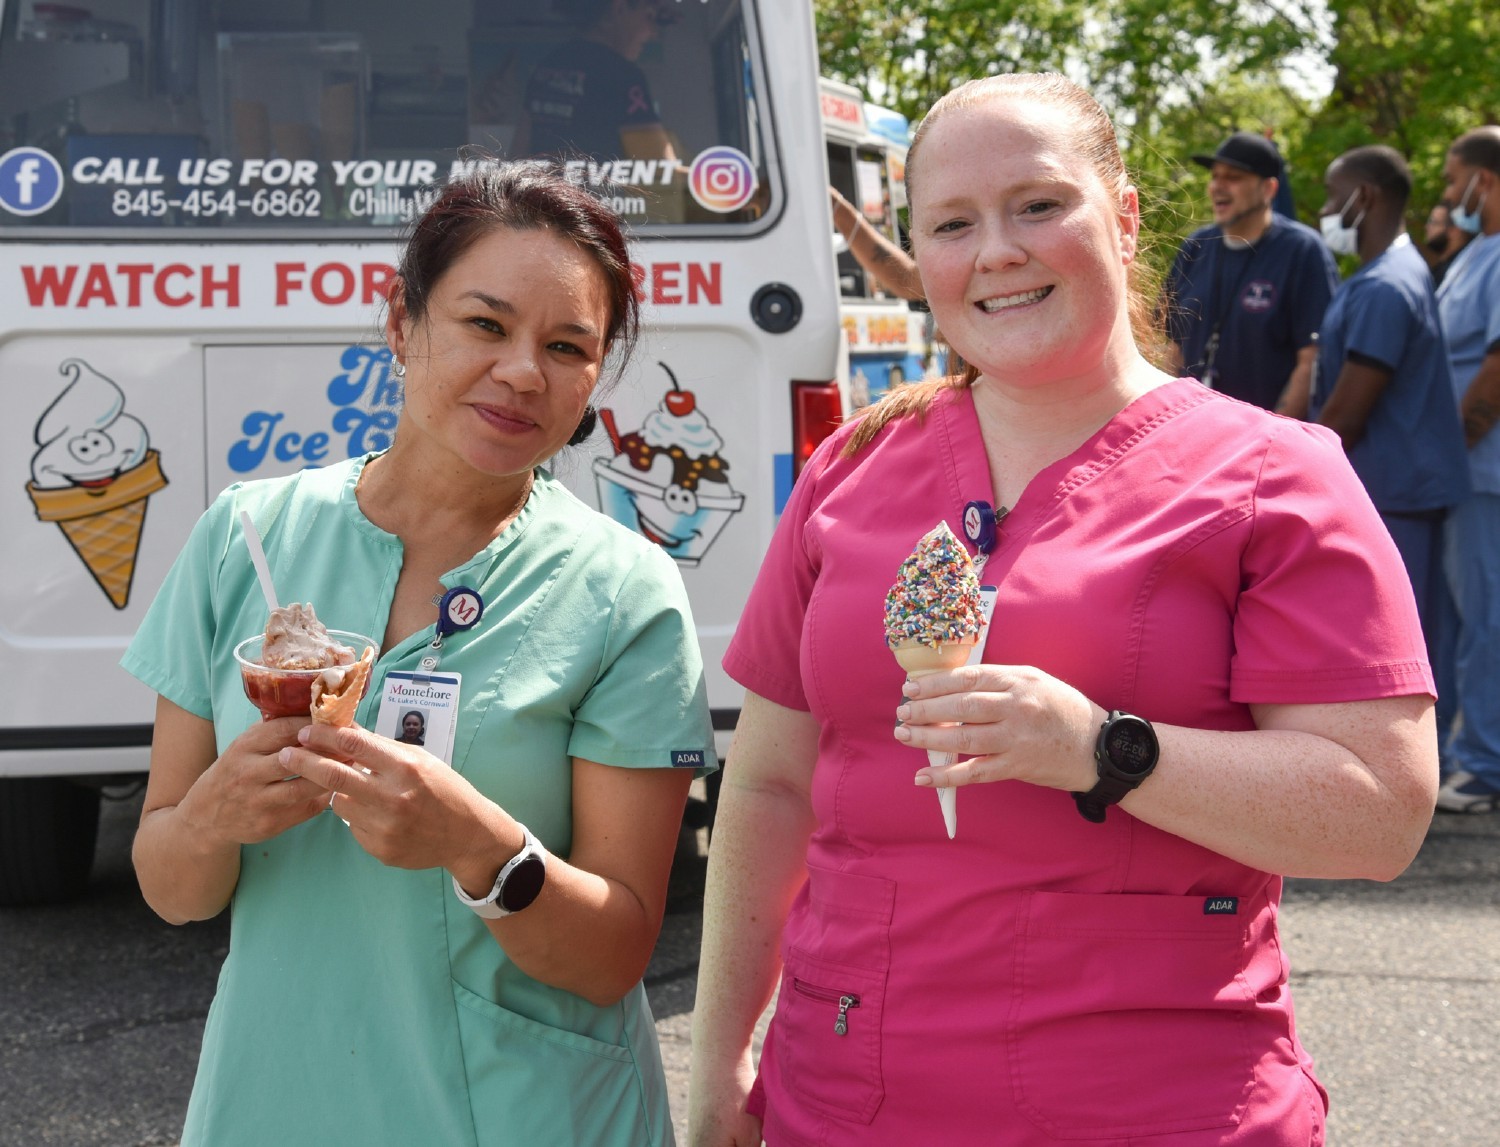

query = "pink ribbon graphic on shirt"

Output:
[[626, 85, 649, 115]]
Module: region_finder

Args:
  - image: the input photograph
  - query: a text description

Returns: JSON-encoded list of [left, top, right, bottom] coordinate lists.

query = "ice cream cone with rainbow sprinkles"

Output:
[[884, 522, 986, 838]]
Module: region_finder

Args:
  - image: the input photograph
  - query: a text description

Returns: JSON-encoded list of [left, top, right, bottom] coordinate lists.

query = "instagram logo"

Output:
[[688, 147, 757, 214]]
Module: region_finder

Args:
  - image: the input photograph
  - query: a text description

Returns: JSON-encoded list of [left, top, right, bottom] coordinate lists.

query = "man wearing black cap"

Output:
[[1163, 131, 1339, 413]]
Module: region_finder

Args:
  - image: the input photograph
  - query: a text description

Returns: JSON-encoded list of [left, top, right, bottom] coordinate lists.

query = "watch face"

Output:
[[1104, 720, 1157, 776], [499, 854, 546, 913]]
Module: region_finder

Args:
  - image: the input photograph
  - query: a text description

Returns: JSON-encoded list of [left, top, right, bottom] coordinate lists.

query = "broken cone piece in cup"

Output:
[[233, 603, 376, 724]]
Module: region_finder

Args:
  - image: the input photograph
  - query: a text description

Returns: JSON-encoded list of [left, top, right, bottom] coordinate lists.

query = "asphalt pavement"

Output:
[[1, 790, 1495, 1146]]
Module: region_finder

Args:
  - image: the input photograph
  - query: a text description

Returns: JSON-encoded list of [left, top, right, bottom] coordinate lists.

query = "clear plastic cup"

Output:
[[233, 630, 377, 720]]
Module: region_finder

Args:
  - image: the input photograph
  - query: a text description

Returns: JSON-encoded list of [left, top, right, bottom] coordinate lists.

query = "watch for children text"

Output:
[[451, 824, 548, 919], [1073, 710, 1159, 823]]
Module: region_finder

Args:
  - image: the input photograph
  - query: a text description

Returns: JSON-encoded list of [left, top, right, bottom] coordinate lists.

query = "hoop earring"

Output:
[[391, 358, 406, 380], [567, 406, 597, 446]]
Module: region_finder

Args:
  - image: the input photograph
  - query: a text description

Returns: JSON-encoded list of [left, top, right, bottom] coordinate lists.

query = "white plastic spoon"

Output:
[[239, 510, 280, 614]]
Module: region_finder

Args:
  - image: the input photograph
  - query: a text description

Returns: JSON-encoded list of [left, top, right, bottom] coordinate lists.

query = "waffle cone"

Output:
[[891, 636, 979, 675], [27, 450, 168, 609], [311, 647, 375, 727]]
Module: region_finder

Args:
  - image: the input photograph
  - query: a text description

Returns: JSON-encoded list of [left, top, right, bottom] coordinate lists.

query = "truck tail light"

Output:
[[791, 380, 844, 478]]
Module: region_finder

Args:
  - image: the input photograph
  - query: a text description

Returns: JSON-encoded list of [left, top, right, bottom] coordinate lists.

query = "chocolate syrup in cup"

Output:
[[233, 630, 376, 721]]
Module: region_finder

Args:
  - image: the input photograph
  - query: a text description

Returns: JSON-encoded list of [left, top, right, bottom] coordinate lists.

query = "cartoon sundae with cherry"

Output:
[[594, 363, 743, 566]]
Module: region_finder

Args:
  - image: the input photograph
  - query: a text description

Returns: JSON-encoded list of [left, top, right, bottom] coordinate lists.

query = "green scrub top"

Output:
[[121, 455, 715, 1147]]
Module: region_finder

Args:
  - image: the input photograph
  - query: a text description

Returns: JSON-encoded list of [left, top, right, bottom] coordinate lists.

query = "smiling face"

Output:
[[909, 96, 1139, 392], [1205, 163, 1275, 232], [386, 225, 612, 479]]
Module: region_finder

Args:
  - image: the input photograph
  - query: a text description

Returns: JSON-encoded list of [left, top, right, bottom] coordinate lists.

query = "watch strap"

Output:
[[451, 824, 547, 920], [1073, 775, 1136, 823], [1073, 710, 1157, 824]]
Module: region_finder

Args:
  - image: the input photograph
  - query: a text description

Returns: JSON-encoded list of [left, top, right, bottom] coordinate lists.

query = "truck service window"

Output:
[[0, 0, 774, 235]]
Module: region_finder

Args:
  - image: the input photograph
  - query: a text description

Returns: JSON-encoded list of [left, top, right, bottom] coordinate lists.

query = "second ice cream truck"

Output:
[[0, 0, 844, 903], [820, 76, 929, 408]]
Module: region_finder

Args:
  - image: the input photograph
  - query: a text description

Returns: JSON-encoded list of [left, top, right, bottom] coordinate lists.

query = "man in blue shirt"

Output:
[[1437, 125, 1500, 813], [1309, 145, 1469, 757], [1165, 132, 1339, 413]]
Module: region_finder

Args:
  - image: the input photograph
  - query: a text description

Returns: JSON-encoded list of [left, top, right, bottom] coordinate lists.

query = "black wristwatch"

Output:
[[451, 824, 548, 919], [1073, 710, 1159, 823]]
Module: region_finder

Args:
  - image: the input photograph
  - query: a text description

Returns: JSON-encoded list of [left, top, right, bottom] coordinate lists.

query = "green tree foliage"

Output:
[[814, 0, 1323, 275], [814, 0, 1086, 118], [814, 0, 1500, 264], [1307, 0, 1500, 224]]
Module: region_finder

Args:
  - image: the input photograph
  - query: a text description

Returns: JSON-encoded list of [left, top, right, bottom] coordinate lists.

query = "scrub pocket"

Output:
[[1007, 889, 1274, 1140], [452, 981, 664, 1146], [775, 865, 896, 1126]]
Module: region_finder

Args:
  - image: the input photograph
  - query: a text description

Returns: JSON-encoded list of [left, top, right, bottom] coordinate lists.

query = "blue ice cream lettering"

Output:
[[228, 346, 401, 472]]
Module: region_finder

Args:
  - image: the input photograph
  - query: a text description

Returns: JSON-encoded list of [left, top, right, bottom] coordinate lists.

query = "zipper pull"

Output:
[[834, 994, 860, 1036]]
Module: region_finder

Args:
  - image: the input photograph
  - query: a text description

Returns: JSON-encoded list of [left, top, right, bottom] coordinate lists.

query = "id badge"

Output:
[[374, 671, 462, 766]]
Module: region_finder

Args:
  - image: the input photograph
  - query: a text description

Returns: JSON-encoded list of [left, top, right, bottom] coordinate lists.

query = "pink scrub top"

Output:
[[724, 380, 1432, 1147]]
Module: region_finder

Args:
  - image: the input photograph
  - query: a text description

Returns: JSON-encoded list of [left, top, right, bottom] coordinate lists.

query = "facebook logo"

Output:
[[0, 147, 65, 217]]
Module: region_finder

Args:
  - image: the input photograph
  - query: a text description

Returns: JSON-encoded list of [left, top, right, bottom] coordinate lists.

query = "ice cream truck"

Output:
[[820, 76, 928, 409], [0, 0, 844, 903]]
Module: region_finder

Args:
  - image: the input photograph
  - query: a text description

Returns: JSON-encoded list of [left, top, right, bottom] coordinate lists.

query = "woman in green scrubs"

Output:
[[123, 163, 714, 1146]]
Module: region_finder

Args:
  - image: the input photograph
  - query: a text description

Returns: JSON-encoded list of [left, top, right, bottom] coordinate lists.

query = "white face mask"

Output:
[[1452, 172, 1486, 235], [1319, 190, 1364, 257]]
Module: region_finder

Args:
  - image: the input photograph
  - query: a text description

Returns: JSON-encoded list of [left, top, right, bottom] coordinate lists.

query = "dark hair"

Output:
[[402, 709, 426, 728], [1337, 145, 1412, 212], [394, 159, 639, 369], [1451, 126, 1500, 175]]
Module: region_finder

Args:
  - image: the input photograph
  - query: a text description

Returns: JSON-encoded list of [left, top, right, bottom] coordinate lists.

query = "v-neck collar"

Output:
[[934, 378, 1214, 552], [337, 451, 544, 585]]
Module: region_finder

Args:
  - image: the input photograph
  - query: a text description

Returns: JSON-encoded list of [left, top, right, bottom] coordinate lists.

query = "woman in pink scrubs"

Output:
[[688, 75, 1439, 1147]]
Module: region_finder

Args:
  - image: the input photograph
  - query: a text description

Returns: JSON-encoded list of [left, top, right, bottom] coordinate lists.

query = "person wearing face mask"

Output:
[[1424, 201, 1473, 287], [1436, 125, 1500, 814], [1163, 131, 1339, 414], [1308, 146, 1470, 758]]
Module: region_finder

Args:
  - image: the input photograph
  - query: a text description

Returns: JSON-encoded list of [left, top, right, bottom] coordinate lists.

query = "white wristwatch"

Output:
[[451, 824, 548, 920]]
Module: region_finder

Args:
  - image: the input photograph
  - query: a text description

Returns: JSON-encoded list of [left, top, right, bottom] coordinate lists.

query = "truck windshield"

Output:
[[0, 0, 773, 235]]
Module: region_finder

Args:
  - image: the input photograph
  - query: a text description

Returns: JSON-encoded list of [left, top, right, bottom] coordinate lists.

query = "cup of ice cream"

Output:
[[233, 605, 376, 721]]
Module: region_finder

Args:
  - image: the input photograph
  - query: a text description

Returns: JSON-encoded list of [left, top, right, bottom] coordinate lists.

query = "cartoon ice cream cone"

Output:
[[27, 359, 168, 610], [27, 449, 167, 608]]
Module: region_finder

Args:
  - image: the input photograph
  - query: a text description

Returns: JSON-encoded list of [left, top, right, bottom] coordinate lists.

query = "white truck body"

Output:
[[0, 0, 841, 902]]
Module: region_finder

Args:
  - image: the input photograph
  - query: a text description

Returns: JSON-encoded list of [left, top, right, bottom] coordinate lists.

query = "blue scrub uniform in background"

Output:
[[1167, 216, 1339, 410], [1310, 233, 1469, 745]]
